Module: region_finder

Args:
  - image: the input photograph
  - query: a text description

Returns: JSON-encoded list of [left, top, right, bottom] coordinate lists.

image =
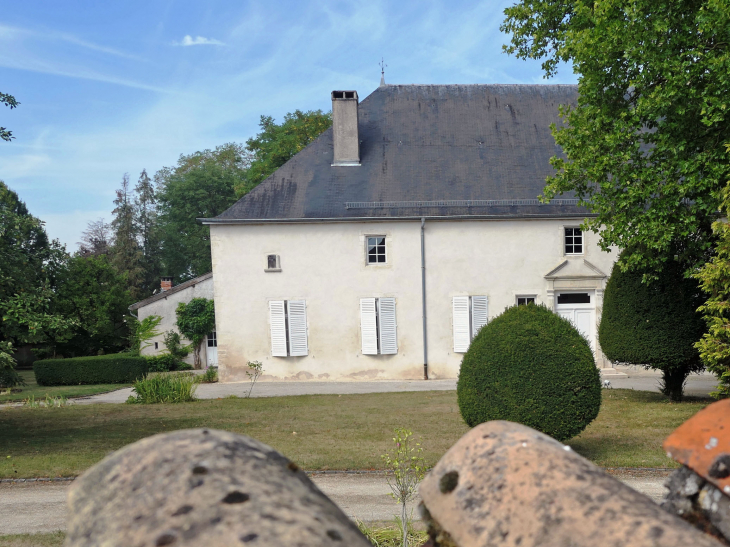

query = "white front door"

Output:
[[555, 292, 595, 351], [206, 332, 218, 366]]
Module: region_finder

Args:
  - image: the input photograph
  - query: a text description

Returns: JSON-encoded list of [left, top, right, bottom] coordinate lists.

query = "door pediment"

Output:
[[544, 259, 607, 280]]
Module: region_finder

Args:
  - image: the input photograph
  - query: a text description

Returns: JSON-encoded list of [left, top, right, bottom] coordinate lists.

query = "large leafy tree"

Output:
[[0, 181, 75, 376], [237, 110, 332, 197], [501, 0, 730, 272], [51, 255, 133, 357], [1, 92, 18, 142], [155, 144, 244, 282]]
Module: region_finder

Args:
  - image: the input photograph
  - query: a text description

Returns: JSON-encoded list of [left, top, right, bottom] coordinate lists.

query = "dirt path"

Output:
[[0, 470, 671, 535]]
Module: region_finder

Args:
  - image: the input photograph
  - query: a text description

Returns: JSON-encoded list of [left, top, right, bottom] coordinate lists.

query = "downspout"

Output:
[[421, 217, 428, 380]]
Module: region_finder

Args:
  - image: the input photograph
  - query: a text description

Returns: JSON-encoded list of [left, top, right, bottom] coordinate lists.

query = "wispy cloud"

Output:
[[173, 35, 225, 46]]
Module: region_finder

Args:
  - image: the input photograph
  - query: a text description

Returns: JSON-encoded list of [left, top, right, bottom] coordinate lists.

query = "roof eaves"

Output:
[[129, 272, 213, 311]]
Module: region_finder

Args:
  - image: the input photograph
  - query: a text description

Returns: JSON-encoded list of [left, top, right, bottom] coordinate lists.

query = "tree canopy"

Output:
[[1, 92, 18, 142], [237, 110, 332, 197], [501, 0, 730, 272]]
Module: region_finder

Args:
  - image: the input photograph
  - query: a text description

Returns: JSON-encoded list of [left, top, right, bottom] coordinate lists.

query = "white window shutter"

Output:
[[269, 300, 288, 356], [471, 296, 488, 339], [378, 297, 398, 355], [287, 300, 308, 356], [360, 298, 378, 355], [452, 296, 471, 353]]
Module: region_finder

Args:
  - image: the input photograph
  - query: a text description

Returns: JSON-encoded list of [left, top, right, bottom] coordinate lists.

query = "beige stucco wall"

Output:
[[209, 219, 618, 382], [136, 276, 215, 366]]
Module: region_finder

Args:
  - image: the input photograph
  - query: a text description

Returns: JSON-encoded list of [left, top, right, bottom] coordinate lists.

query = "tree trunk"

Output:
[[660, 365, 691, 402], [401, 501, 408, 547], [193, 345, 201, 369]]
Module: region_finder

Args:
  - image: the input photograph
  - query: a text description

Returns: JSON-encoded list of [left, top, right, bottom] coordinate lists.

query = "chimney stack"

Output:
[[161, 277, 173, 291], [331, 91, 360, 166]]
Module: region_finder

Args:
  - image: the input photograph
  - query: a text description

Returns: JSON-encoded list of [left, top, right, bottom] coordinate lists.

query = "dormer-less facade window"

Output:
[[367, 236, 386, 264], [564, 227, 583, 255]]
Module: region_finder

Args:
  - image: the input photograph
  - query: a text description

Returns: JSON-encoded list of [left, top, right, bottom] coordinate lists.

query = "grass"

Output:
[[0, 371, 128, 404], [0, 389, 708, 478], [0, 532, 64, 547]]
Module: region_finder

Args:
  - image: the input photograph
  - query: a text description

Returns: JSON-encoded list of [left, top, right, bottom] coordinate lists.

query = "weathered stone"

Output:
[[419, 421, 722, 547], [65, 428, 370, 547]]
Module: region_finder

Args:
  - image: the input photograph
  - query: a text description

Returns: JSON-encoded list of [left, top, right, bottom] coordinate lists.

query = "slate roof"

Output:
[[129, 272, 213, 311], [205, 84, 591, 223]]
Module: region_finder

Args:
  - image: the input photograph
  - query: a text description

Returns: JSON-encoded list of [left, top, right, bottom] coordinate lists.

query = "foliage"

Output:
[[51, 255, 133, 357], [1, 91, 19, 142], [695, 178, 730, 399], [145, 354, 180, 373], [128, 315, 162, 356], [0, 344, 23, 389], [23, 394, 70, 409], [77, 218, 111, 257], [0, 181, 75, 350], [237, 110, 332, 197], [381, 428, 427, 547], [127, 372, 198, 404], [33, 354, 148, 386], [175, 299, 215, 369], [457, 304, 601, 441], [134, 169, 161, 296], [356, 519, 428, 547], [110, 174, 144, 300], [599, 250, 706, 400], [155, 144, 243, 282], [163, 330, 191, 361], [245, 360, 263, 398], [501, 0, 730, 273], [200, 366, 218, 383]]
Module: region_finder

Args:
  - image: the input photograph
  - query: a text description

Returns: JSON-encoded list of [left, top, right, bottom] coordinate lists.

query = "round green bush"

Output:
[[457, 304, 601, 441]]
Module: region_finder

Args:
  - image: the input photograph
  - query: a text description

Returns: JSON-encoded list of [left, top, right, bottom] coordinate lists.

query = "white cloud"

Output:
[[173, 35, 225, 47]]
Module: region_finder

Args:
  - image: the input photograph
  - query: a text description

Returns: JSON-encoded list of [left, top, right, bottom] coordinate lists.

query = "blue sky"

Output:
[[0, 0, 576, 250]]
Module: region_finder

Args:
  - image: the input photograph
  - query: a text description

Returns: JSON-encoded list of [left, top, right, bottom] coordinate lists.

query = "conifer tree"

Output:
[[110, 174, 144, 300], [134, 169, 160, 296]]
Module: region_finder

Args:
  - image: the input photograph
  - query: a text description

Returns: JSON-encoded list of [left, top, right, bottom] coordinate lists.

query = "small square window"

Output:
[[207, 332, 217, 347], [565, 227, 583, 254], [367, 236, 386, 264], [517, 296, 536, 306]]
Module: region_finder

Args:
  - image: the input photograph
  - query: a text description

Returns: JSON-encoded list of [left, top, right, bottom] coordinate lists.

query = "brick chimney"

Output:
[[160, 277, 173, 291], [331, 90, 360, 166]]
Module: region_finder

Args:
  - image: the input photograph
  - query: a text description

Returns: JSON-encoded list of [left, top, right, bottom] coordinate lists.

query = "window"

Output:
[[265, 254, 281, 272], [269, 300, 308, 357], [557, 293, 591, 305], [154, 342, 158, 350], [564, 227, 583, 254], [366, 236, 386, 264], [360, 298, 398, 354], [516, 296, 536, 306], [207, 332, 217, 347], [452, 296, 488, 353]]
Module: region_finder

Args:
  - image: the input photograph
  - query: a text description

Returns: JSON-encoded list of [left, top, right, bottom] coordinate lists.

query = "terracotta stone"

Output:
[[64, 428, 370, 547], [419, 421, 722, 547]]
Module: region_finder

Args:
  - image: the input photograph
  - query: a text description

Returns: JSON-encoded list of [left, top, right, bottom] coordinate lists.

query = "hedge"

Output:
[[34, 354, 148, 386], [457, 304, 601, 442]]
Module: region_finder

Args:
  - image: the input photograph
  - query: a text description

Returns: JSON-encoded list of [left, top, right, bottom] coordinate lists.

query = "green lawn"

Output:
[[0, 371, 128, 404], [0, 389, 708, 478], [0, 532, 64, 547]]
